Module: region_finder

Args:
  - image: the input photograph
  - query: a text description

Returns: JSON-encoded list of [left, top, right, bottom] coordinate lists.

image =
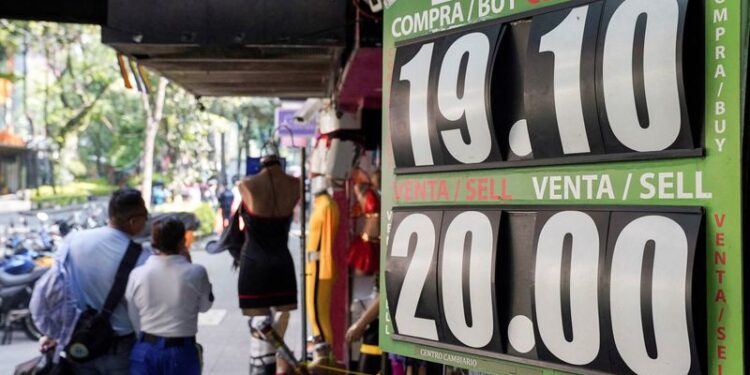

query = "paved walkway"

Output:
[[0, 235, 305, 375], [195, 236, 304, 375]]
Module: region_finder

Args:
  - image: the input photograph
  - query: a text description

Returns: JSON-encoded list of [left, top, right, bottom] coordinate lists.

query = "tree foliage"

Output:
[[2, 20, 282, 194], [2, 20, 133, 185], [205, 96, 278, 179]]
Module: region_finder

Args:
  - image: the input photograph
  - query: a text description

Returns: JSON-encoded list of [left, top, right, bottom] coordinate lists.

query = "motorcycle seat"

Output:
[[0, 267, 48, 287]]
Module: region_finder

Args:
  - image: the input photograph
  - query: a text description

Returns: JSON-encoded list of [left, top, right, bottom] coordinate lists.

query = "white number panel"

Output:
[[390, 24, 504, 168], [525, 3, 606, 158], [385, 206, 704, 375], [385, 211, 444, 341], [389, 0, 698, 173], [437, 210, 503, 350]]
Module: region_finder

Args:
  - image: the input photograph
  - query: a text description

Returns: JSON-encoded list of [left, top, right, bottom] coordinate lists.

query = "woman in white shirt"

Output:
[[126, 219, 213, 375]]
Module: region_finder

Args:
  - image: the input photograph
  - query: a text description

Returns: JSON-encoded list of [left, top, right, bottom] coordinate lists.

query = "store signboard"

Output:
[[381, 1, 747, 375], [275, 108, 317, 147]]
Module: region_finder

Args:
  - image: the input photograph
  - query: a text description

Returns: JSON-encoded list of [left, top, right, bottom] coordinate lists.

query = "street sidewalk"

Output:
[[0, 235, 304, 374]]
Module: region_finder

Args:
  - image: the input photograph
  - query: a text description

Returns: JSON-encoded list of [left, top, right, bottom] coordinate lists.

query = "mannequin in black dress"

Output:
[[237, 155, 300, 317]]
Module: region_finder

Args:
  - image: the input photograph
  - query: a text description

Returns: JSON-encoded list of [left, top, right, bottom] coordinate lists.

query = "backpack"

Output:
[[30, 242, 81, 359], [30, 239, 142, 363]]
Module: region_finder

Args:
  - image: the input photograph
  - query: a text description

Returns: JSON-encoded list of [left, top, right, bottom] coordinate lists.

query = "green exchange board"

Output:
[[379, 1, 748, 374]]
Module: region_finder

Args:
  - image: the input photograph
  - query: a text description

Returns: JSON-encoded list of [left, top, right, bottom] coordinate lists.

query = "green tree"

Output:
[[139, 77, 168, 207], [3, 21, 282, 200], [159, 86, 216, 185], [1, 20, 36, 137], [77, 86, 144, 178], [2, 22, 122, 189], [205, 97, 278, 183]]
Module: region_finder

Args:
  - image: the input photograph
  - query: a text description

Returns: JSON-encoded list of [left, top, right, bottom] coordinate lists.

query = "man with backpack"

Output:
[[31, 188, 151, 375]]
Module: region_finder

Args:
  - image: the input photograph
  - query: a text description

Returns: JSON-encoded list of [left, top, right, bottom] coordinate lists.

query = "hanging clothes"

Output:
[[347, 187, 380, 275], [305, 193, 340, 345]]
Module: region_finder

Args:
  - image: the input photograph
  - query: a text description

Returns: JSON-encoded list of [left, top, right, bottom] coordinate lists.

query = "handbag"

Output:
[[206, 206, 245, 267], [64, 241, 142, 363], [14, 355, 45, 375], [14, 352, 72, 375]]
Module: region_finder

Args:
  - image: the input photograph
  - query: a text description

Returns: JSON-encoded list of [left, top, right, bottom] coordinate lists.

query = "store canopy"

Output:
[[1, 0, 348, 98], [105, 43, 342, 98], [101, 0, 347, 98], [0, 129, 26, 152], [0, 1, 387, 102], [0, 144, 29, 157]]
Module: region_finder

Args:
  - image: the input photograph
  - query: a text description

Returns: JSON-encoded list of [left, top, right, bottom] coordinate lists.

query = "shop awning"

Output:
[[101, 0, 348, 98], [2, 1, 385, 101], [104, 44, 342, 98], [0, 144, 29, 157]]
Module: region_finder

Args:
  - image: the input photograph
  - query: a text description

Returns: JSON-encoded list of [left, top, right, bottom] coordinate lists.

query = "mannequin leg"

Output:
[[306, 261, 334, 345]]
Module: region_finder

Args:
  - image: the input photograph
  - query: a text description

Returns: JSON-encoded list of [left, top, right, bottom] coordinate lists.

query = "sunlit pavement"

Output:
[[0, 231, 304, 375], [0, 330, 38, 373], [194, 232, 303, 375]]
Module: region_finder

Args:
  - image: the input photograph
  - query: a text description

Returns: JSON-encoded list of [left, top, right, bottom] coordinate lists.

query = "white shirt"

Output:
[[125, 254, 213, 337]]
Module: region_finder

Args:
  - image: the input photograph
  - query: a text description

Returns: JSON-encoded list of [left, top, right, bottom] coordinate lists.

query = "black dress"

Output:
[[237, 210, 298, 310]]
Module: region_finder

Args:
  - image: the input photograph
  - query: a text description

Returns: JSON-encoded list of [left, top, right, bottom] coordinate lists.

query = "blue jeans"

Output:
[[129, 335, 201, 375]]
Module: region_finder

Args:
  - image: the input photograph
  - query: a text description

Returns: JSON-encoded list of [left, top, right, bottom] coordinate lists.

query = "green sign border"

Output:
[[380, 1, 748, 374]]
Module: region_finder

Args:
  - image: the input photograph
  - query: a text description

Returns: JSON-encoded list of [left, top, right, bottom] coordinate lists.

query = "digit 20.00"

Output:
[[385, 207, 704, 375]]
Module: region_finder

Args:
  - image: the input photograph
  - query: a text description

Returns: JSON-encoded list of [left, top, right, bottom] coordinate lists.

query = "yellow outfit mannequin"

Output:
[[306, 193, 340, 345]]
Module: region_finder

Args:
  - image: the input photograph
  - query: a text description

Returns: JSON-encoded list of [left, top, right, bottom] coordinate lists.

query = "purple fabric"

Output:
[[388, 354, 406, 375]]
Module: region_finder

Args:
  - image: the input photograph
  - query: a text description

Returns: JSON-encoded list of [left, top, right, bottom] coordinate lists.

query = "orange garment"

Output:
[[306, 193, 340, 344]]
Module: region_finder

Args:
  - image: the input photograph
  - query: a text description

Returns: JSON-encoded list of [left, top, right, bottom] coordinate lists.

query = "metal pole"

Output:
[[219, 131, 227, 185], [299, 146, 307, 361]]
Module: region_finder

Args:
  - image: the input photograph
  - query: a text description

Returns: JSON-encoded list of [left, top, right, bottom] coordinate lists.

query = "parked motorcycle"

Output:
[[0, 207, 103, 344], [0, 265, 47, 344], [0, 213, 55, 344]]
